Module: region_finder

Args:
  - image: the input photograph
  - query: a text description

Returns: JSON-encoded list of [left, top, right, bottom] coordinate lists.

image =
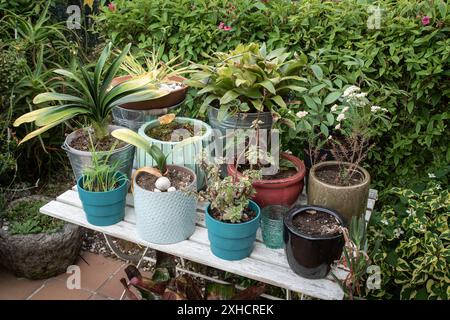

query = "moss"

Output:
[[5, 199, 64, 235]]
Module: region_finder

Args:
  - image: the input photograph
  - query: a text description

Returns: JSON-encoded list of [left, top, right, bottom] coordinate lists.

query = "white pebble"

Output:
[[153, 188, 162, 192], [167, 187, 176, 192], [155, 177, 171, 191]]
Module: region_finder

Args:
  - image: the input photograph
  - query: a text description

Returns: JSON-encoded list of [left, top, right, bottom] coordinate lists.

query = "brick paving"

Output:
[[0, 251, 134, 300]]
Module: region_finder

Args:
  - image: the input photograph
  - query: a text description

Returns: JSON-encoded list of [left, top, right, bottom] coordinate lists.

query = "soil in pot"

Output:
[[69, 130, 126, 152], [237, 163, 298, 181], [145, 121, 205, 142], [136, 168, 193, 191], [314, 164, 365, 187], [292, 209, 341, 237], [210, 206, 257, 224]]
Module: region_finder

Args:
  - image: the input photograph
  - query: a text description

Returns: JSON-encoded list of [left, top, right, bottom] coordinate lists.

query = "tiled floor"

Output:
[[0, 251, 135, 300]]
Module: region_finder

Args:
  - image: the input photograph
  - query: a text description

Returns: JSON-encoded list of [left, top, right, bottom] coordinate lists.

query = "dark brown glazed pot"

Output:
[[307, 161, 370, 224], [110, 75, 188, 110], [283, 205, 344, 279]]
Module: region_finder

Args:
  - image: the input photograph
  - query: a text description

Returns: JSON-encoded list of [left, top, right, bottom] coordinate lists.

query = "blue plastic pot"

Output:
[[77, 172, 128, 226], [205, 200, 261, 261]]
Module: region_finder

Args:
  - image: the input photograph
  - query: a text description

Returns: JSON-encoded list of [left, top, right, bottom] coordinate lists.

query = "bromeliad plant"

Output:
[[13, 42, 170, 145], [199, 155, 261, 223], [120, 45, 190, 82], [189, 42, 308, 117]]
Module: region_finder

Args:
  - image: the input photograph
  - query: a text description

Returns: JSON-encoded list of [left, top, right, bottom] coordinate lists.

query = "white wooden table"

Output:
[[40, 188, 377, 300]]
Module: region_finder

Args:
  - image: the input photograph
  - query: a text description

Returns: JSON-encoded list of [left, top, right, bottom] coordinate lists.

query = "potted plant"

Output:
[[198, 156, 262, 261], [226, 119, 306, 208], [189, 42, 308, 140], [306, 85, 390, 223], [0, 195, 82, 279], [111, 47, 190, 110], [13, 42, 169, 180], [77, 146, 129, 226], [283, 205, 345, 279], [135, 114, 212, 190], [111, 128, 198, 244]]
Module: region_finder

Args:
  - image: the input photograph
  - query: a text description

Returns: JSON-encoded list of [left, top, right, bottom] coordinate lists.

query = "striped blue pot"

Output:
[[77, 172, 128, 226], [205, 200, 261, 261], [133, 165, 197, 244], [136, 117, 212, 190]]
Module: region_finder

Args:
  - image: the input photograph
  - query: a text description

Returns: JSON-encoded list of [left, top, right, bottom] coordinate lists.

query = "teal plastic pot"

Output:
[[205, 200, 261, 261], [77, 172, 128, 226]]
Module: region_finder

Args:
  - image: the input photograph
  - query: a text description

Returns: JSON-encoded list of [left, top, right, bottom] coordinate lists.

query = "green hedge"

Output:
[[367, 178, 449, 299], [96, 0, 450, 189]]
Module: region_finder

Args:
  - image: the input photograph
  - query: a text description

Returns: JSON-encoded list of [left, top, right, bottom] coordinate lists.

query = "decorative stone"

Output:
[[0, 196, 83, 280], [153, 188, 162, 192], [155, 177, 171, 191], [167, 187, 176, 192]]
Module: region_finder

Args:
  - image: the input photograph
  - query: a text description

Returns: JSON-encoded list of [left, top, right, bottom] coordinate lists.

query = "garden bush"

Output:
[[96, 0, 450, 189], [367, 176, 450, 300]]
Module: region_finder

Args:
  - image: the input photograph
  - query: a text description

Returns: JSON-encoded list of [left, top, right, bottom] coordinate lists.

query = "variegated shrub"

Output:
[[367, 181, 449, 299]]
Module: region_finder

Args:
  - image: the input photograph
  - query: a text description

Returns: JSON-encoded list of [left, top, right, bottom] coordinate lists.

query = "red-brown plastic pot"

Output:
[[284, 205, 345, 279], [227, 153, 306, 208], [110, 75, 188, 110]]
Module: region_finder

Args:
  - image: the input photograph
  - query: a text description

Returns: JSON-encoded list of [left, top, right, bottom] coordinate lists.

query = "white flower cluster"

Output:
[[393, 228, 404, 238], [343, 85, 361, 98], [371, 105, 388, 113], [296, 111, 308, 119]]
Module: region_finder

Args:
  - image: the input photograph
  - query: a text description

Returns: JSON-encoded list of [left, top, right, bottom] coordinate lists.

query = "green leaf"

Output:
[[220, 90, 239, 105], [33, 92, 85, 105], [303, 95, 317, 111], [310, 64, 323, 80], [320, 123, 329, 137], [259, 80, 276, 94], [34, 107, 89, 127], [271, 95, 286, 108], [323, 91, 342, 105], [13, 106, 60, 126]]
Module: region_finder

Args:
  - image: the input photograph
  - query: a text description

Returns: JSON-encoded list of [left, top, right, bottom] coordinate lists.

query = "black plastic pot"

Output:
[[283, 205, 345, 279]]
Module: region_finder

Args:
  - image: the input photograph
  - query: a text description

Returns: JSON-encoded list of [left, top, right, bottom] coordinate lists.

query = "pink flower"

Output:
[[223, 26, 232, 31], [108, 2, 116, 12], [421, 16, 430, 26], [218, 22, 225, 29]]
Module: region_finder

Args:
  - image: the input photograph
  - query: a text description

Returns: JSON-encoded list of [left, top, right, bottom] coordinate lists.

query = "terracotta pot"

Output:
[[307, 161, 370, 223], [110, 75, 188, 110], [227, 153, 306, 208]]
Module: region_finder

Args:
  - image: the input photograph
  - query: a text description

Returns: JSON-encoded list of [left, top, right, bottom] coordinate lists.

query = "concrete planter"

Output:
[[0, 196, 82, 280], [307, 161, 370, 223]]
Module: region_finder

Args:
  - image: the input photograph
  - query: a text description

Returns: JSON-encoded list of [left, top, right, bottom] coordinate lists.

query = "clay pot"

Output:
[[227, 153, 306, 208], [307, 161, 370, 223], [110, 75, 188, 110]]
